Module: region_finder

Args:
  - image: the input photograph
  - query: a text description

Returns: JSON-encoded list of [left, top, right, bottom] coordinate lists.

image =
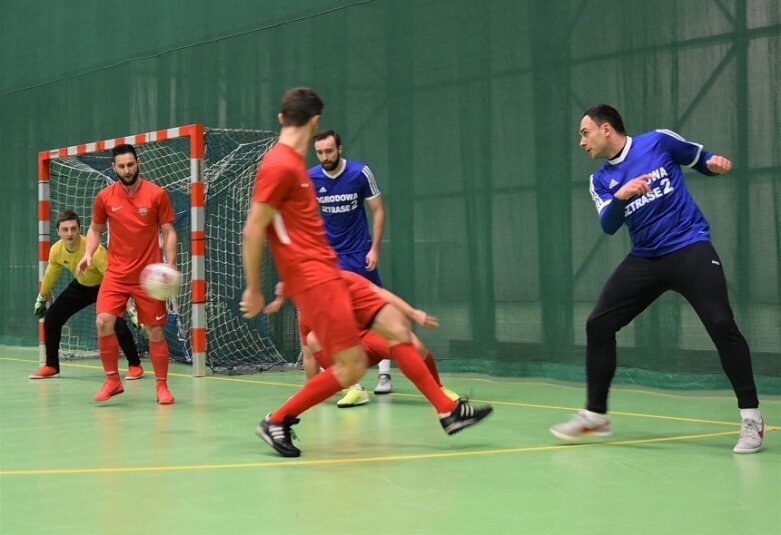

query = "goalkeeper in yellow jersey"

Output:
[[30, 210, 142, 380]]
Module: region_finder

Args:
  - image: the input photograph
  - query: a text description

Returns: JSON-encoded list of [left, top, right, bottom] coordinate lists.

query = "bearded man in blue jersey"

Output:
[[550, 104, 764, 454], [310, 130, 392, 406]]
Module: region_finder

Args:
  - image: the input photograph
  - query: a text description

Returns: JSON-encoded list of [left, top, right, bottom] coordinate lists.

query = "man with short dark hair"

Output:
[[310, 129, 392, 405], [550, 104, 764, 454], [241, 88, 490, 457], [77, 143, 177, 405], [30, 210, 142, 380]]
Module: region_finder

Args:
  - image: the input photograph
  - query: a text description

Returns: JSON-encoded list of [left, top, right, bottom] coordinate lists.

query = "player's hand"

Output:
[[365, 249, 379, 271], [412, 309, 439, 329], [75, 255, 91, 276], [240, 288, 264, 319], [706, 155, 732, 174], [614, 174, 653, 200], [34, 293, 48, 319], [263, 297, 285, 315], [274, 281, 285, 298]]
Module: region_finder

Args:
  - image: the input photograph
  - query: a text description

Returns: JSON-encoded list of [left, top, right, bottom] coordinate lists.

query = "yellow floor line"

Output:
[[4, 356, 777, 428], [0, 429, 746, 477]]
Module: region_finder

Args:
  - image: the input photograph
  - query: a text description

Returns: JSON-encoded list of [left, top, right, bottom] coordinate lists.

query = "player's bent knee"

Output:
[[145, 325, 165, 342], [586, 314, 619, 340], [95, 313, 117, 335]]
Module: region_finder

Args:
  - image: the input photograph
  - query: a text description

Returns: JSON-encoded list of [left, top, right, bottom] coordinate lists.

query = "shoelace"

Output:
[[739, 420, 761, 439]]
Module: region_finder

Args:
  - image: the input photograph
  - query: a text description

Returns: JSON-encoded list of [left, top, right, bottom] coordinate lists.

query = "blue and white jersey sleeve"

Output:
[[361, 165, 381, 200], [586, 130, 712, 257], [589, 172, 613, 216], [655, 129, 716, 176]]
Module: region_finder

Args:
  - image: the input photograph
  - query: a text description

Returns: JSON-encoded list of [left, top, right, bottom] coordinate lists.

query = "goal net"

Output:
[[38, 126, 301, 375]]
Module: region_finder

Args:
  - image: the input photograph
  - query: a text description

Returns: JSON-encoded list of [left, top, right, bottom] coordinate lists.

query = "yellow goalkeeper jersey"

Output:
[[40, 236, 107, 296]]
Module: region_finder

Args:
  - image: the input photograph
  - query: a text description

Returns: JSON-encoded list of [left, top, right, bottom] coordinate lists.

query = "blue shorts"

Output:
[[338, 251, 383, 287]]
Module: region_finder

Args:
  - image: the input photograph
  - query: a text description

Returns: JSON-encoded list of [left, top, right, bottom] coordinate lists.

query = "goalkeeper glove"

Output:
[[34, 293, 48, 319]]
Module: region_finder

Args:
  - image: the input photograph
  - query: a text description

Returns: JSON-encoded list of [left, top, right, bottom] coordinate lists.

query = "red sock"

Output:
[[149, 340, 169, 382], [269, 368, 342, 422], [98, 334, 120, 380], [424, 352, 441, 386], [390, 342, 456, 413]]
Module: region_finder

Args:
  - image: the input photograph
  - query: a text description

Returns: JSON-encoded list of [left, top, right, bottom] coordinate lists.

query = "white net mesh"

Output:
[[46, 128, 300, 374]]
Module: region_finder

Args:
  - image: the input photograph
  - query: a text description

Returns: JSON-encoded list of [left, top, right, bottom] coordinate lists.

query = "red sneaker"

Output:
[[93, 379, 124, 401], [125, 364, 144, 380], [29, 365, 60, 379], [156, 383, 175, 405]]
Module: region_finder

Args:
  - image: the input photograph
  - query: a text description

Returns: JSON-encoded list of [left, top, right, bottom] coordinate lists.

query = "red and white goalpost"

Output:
[[37, 124, 299, 376]]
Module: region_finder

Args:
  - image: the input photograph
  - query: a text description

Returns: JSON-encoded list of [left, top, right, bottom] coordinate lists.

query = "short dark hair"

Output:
[[111, 143, 138, 162], [56, 210, 81, 229], [583, 104, 626, 135], [279, 87, 324, 127], [313, 129, 341, 147]]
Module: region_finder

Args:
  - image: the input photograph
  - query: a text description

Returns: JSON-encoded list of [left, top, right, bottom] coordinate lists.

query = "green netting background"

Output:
[[1, 0, 779, 391]]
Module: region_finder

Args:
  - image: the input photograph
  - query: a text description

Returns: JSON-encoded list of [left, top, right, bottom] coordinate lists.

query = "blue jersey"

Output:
[[589, 130, 717, 257], [308, 159, 381, 255]]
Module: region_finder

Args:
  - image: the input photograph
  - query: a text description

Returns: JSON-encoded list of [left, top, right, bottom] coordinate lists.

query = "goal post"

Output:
[[37, 124, 298, 376]]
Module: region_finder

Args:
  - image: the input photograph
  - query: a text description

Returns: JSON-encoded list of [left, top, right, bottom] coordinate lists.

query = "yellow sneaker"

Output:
[[336, 386, 369, 408], [441, 386, 461, 401]]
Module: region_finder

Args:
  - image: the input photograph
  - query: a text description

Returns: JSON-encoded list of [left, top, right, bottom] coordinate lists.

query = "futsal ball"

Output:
[[140, 263, 181, 300]]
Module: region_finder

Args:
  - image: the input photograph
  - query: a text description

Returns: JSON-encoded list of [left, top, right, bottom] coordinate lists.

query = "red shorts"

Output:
[[312, 331, 388, 369], [344, 278, 387, 329], [97, 275, 167, 326], [293, 279, 361, 358]]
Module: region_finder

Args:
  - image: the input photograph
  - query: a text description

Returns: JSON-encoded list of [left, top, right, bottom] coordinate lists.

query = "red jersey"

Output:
[[252, 142, 340, 295], [92, 179, 174, 283]]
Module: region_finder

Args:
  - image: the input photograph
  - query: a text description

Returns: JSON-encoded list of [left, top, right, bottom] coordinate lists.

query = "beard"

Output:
[[321, 158, 340, 172], [118, 169, 140, 187]]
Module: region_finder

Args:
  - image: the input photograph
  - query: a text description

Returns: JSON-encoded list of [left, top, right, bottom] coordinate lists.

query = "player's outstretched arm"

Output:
[[35, 258, 61, 318], [76, 222, 105, 275], [373, 286, 439, 329], [706, 155, 732, 174], [263, 282, 287, 314], [240, 201, 276, 318]]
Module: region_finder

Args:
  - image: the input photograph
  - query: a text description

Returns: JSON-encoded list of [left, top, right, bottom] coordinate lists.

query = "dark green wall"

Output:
[[2, 0, 779, 389]]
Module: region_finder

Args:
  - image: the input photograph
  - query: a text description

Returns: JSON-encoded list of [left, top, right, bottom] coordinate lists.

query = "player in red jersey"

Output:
[[264, 271, 462, 403], [76, 144, 177, 405], [241, 88, 491, 457]]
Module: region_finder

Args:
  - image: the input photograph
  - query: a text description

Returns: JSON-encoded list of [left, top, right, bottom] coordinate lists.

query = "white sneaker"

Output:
[[374, 373, 393, 394], [550, 410, 611, 441], [733, 417, 765, 454]]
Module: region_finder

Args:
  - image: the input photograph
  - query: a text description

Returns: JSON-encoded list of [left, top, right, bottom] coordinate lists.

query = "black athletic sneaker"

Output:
[[439, 400, 493, 435], [256, 414, 301, 457]]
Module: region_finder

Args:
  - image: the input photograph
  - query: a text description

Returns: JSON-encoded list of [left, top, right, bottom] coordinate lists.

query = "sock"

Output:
[[270, 368, 343, 422], [424, 352, 441, 386], [97, 334, 120, 380], [740, 408, 761, 421], [390, 342, 456, 413], [378, 358, 391, 375], [149, 340, 169, 382]]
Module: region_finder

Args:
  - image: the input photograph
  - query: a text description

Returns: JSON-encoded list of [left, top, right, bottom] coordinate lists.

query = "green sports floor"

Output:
[[1, 345, 779, 535]]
